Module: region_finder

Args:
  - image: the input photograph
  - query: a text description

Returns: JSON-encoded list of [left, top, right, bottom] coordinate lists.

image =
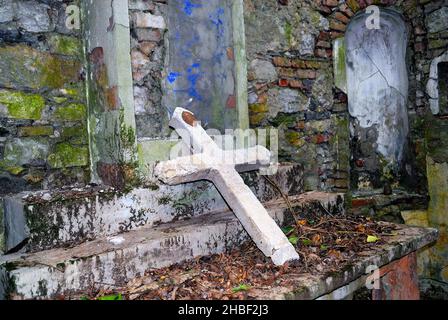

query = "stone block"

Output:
[[0, 0, 14, 23], [249, 59, 278, 82], [0, 45, 81, 90], [16, 1, 53, 33], [426, 7, 448, 33], [132, 12, 166, 29]]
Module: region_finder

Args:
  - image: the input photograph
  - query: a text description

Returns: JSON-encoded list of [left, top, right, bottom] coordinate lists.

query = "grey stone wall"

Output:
[[129, 0, 170, 139], [0, 0, 89, 196]]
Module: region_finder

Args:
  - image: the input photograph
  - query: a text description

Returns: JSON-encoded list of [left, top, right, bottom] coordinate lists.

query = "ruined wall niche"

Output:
[[427, 51, 448, 116], [345, 8, 409, 191], [131, 0, 249, 170]]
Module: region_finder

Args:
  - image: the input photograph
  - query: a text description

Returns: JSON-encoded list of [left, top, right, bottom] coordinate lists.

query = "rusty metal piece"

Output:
[[182, 111, 198, 127], [372, 252, 420, 300]]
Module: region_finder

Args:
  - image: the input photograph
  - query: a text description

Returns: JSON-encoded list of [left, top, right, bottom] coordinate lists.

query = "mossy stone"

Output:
[[18, 126, 53, 137], [48, 35, 81, 56], [2, 138, 49, 166], [0, 44, 81, 90], [0, 162, 25, 175], [54, 104, 86, 121], [0, 90, 45, 120], [48, 143, 89, 168]]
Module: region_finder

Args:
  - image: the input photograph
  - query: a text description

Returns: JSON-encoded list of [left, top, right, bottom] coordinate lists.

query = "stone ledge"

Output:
[[1, 164, 306, 253], [248, 224, 438, 300], [0, 212, 436, 300]]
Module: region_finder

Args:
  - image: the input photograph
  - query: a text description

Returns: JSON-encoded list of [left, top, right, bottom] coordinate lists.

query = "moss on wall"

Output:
[[0, 90, 45, 120], [54, 103, 86, 121], [47, 143, 89, 169]]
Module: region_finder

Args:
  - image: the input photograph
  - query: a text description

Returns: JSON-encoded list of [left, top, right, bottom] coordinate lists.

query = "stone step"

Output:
[[0, 191, 343, 299], [1, 163, 305, 254]]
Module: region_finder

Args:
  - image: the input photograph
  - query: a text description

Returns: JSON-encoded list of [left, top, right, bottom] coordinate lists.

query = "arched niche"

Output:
[[427, 51, 448, 115], [345, 8, 409, 190]]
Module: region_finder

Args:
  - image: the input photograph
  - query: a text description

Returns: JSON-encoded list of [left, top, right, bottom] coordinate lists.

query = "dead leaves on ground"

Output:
[[84, 213, 394, 301]]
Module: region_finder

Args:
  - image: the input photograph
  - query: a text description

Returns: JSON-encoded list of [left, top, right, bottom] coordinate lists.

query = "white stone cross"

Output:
[[154, 108, 299, 265]]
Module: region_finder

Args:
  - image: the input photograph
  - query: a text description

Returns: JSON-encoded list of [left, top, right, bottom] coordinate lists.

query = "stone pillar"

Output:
[[83, 0, 138, 188]]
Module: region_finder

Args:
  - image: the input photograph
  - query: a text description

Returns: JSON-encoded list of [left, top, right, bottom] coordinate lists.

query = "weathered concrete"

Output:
[[0, 191, 343, 299], [1, 162, 307, 254], [346, 8, 409, 165], [155, 108, 299, 265], [249, 224, 438, 300]]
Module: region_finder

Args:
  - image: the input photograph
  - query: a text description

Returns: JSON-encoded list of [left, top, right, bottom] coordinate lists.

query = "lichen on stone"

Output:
[[47, 143, 89, 168], [54, 103, 86, 121], [0, 90, 45, 120], [48, 35, 81, 56]]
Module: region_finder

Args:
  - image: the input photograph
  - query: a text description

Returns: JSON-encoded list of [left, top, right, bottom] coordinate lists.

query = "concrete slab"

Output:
[[1, 163, 305, 254], [0, 192, 343, 299]]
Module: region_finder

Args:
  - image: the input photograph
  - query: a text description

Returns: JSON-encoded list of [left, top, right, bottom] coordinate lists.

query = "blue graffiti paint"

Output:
[[167, 72, 182, 83], [183, 0, 202, 16], [209, 7, 225, 38], [174, 63, 203, 101]]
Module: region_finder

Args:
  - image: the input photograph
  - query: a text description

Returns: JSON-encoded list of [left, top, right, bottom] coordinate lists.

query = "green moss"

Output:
[[18, 126, 53, 137], [0, 90, 45, 120], [249, 103, 268, 113], [47, 143, 88, 168], [0, 163, 25, 175], [284, 21, 293, 46], [48, 35, 81, 56], [0, 45, 81, 91], [52, 97, 68, 104], [61, 126, 85, 137], [54, 104, 86, 121]]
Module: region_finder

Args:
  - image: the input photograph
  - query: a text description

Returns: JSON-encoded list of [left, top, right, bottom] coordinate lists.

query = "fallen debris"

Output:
[[80, 211, 395, 300]]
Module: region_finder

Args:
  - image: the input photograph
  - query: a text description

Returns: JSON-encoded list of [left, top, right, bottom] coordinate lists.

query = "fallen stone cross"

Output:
[[154, 107, 300, 265]]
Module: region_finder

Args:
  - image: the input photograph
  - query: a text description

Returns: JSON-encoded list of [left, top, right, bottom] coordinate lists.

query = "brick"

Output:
[[323, 0, 338, 7], [346, 0, 361, 12], [289, 79, 305, 89], [357, 0, 368, 9], [272, 56, 292, 67], [279, 79, 289, 87], [277, 67, 296, 78], [330, 20, 347, 32], [313, 134, 329, 144], [333, 12, 350, 24], [291, 59, 307, 69], [331, 31, 344, 39], [339, 4, 355, 17], [318, 31, 332, 41], [317, 5, 332, 14], [316, 40, 331, 48], [297, 69, 317, 79]]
